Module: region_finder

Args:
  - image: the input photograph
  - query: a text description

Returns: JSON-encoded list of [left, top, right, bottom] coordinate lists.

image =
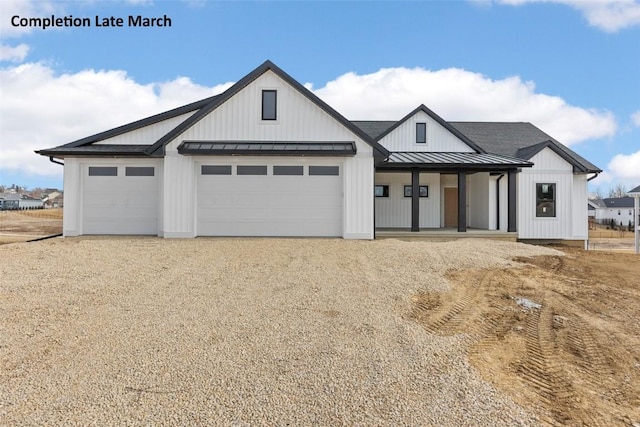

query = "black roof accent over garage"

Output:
[[379, 151, 533, 171], [178, 141, 357, 156], [36, 144, 152, 157]]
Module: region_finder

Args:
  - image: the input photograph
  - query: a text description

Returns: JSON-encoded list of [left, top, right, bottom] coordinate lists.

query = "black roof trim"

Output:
[[35, 144, 152, 157], [55, 96, 218, 150], [516, 140, 598, 173], [146, 60, 389, 158], [372, 105, 486, 154], [177, 141, 356, 156], [380, 151, 533, 170]]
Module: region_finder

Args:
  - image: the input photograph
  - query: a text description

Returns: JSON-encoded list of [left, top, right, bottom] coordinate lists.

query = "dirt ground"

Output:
[[2, 211, 639, 425], [411, 248, 640, 426], [0, 209, 63, 244]]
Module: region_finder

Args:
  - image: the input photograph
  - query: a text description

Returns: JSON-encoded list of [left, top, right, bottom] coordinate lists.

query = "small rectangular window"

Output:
[[273, 166, 303, 176], [309, 166, 339, 176], [416, 123, 426, 144], [375, 185, 389, 198], [88, 166, 117, 176], [125, 167, 154, 177], [237, 165, 268, 175], [201, 165, 232, 175], [536, 183, 556, 217], [404, 185, 429, 197], [262, 90, 277, 120]]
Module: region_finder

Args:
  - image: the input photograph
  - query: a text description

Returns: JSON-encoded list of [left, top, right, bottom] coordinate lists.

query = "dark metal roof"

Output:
[[449, 122, 601, 173], [178, 141, 356, 156], [381, 151, 533, 170], [36, 145, 151, 156]]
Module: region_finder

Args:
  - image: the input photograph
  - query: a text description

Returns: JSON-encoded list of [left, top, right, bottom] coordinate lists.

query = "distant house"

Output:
[[587, 199, 604, 218], [20, 195, 44, 209], [590, 197, 636, 226], [43, 191, 63, 208], [0, 192, 20, 210]]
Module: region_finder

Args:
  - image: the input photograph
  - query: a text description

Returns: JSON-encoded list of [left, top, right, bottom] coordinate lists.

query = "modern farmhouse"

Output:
[[37, 60, 601, 243]]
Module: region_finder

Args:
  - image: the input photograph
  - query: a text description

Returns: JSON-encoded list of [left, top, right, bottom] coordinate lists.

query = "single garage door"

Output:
[[197, 163, 342, 236], [82, 165, 159, 235]]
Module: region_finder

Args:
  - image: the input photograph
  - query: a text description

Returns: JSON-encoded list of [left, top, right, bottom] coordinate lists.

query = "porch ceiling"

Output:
[[379, 151, 533, 170]]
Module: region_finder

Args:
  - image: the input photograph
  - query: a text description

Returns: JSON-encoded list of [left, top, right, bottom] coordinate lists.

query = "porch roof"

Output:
[[177, 141, 357, 156], [379, 151, 533, 170]]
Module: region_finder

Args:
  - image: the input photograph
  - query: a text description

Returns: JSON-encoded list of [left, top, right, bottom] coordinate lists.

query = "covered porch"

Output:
[[374, 152, 533, 235]]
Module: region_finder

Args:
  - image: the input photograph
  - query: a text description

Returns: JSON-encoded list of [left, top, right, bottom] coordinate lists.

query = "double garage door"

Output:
[[197, 163, 343, 237], [82, 165, 159, 235]]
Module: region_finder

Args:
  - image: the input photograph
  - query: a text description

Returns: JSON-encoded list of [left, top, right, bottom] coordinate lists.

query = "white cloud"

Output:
[[496, 0, 640, 32], [0, 62, 231, 178], [0, 0, 60, 37], [313, 66, 616, 145], [0, 43, 29, 62], [631, 111, 640, 127], [608, 151, 640, 180]]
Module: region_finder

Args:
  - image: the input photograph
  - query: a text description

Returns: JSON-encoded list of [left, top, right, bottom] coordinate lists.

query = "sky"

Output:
[[1, 0, 639, 195]]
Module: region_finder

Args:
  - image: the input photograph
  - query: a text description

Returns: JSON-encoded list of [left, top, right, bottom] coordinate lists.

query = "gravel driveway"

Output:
[[1, 238, 561, 425]]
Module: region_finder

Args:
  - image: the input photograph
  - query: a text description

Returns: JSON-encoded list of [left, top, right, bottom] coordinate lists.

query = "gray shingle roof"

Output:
[[602, 197, 635, 208], [629, 185, 640, 194], [350, 121, 396, 140]]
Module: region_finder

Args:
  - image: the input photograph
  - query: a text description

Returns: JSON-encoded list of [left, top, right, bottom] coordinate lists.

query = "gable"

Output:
[[529, 147, 573, 172], [378, 109, 476, 153], [166, 69, 373, 155]]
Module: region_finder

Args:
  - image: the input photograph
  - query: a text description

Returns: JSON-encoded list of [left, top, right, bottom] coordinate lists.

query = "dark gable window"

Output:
[[416, 122, 426, 144], [88, 166, 117, 176], [262, 90, 277, 120], [404, 185, 429, 197], [375, 185, 389, 198], [536, 183, 556, 217]]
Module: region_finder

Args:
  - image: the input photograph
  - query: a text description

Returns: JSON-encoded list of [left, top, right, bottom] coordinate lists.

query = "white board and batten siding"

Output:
[[161, 69, 375, 239], [94, 112, 195, 145], [518, 147, 587, 240], [378, 110, 475, 153], [375, 172, 441, 228], [62, 158, 162, 236]]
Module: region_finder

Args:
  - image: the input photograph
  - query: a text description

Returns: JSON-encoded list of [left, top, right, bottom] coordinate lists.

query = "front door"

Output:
[[444, 187, 458, 228]]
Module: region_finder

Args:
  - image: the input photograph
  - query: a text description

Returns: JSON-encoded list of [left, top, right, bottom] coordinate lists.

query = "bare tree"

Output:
[[608, 183, 628, 198], [589, 187, 604, 199]]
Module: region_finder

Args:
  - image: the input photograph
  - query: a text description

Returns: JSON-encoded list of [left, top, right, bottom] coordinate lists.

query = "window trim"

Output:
[[416, 122, 426, 144], [261, 89, 277, 121], [535, 182, 556, 218], [404, 185, 429, 198], [375, 185, 390, 198]]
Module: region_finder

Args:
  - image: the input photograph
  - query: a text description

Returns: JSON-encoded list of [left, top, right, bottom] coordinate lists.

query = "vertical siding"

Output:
[[344, 157, 374, 239], [63, 158, 81, 236], [379, 111, 475, 153], [94, 112, 195, 145], [169, 70, 372, 156], [571, 174, 588, 238], [163, 153, 195, 237], [529, 148, 573, 172], [374, 172, 441, 228], [468, 173, 490, 229]]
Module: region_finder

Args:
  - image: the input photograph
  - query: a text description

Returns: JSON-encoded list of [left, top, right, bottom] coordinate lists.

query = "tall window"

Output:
[[536, 183, 556, 217], [416, 123, 426, 144], [262, 90, 277, 120]]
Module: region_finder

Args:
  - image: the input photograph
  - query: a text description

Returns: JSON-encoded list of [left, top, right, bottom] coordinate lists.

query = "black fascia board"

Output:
[[48, 95, 217, 151], [373, 104, 487, 154], [517, 140, 594, 173], [146, 60, 389, 158], [35, 145, 151, 157]]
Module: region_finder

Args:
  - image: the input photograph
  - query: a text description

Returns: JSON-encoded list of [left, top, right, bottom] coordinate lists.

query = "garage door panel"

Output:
[[82, 165, 159, 235], [197, 163, 342, 237]]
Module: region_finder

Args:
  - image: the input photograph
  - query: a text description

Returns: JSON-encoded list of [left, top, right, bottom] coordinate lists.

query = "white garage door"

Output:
[[82, 165, 159, 235], [197, 163, 342, 236]]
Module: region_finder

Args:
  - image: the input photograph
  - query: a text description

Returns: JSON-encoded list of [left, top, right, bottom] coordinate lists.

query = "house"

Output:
[[0, 192, 20, 210], [628, 185, 640, 254], [36, 60, 600, 243], [43, 191, 63, 208], [590, 197, 636, 227], [19, 195, 44, 209]]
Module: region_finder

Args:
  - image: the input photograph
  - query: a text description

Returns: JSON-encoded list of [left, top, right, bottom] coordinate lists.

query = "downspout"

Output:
[[496, 174, 504, 230], [587, 172, 599, 181], [49, 156, 64, 166]]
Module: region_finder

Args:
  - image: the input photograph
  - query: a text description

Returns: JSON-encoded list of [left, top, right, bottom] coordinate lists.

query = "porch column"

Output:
[[508, 169, 517, 232], [411, 168, 420, 232], [458, 171, 467, 232]]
